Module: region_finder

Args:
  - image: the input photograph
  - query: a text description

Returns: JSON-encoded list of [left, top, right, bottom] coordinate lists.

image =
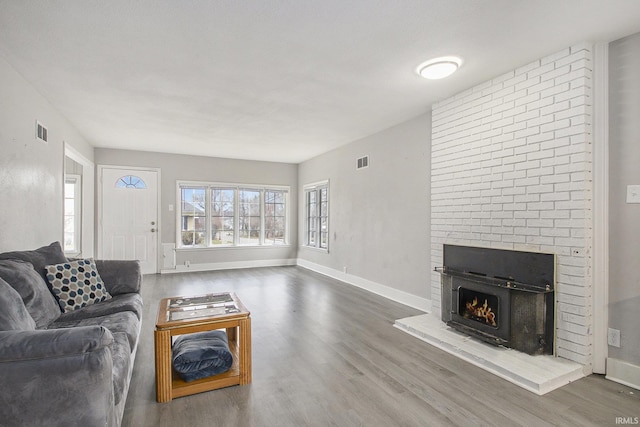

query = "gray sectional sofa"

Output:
[[0, 242, 142, 427]]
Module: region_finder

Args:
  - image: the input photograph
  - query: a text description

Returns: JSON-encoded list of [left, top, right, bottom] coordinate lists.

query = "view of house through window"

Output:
[[179, 182, 288, 248], [181, 187, 206, 246], [304, 181, 329, 250]]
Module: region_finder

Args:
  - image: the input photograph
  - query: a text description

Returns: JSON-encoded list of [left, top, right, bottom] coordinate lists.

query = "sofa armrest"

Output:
[[0, 327, 116, 427], [0, 326, 113, 360], [95, 259, 142, 295]]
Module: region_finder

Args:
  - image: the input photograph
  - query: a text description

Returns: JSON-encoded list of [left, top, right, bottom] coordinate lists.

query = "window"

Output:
[[304, 181, 329, 250], [178, 182, 289, 248], [264, 190, 286, 245], [115, 175, 147, 189], [64, 175, 82, 254], [238, 189, 261, 245], [211, 188, 234, 245], [181, 187, 206, 246]]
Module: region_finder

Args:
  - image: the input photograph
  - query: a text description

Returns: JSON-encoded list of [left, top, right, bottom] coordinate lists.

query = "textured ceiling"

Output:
[[1, 1, 640, 163]]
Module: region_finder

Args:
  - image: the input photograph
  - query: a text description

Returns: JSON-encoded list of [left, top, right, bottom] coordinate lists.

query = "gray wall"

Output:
[[65, 157, 83, 175], [609, 32, 640, 366], [0, 55, 94, 253], [298, 113, 431, 300], [94, 149, 298, 266]]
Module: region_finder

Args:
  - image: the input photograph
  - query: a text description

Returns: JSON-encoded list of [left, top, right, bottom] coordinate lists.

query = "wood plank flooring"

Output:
[[122, 266, 639, 427]]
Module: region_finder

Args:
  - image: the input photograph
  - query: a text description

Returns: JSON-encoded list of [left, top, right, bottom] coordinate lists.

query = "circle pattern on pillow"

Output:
[[45, 258, 112, 313]]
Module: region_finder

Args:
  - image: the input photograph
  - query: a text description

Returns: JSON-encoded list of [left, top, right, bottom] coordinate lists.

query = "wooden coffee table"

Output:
[[154, 292, 251, 402]]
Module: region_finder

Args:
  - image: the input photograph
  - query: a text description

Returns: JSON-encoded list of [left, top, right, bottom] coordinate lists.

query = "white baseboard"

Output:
[[296, 258, 431, 312], [160, 258, 297, 274], [606, 357, 640, 391]]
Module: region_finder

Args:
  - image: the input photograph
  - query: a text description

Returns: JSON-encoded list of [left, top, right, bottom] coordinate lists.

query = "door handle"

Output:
[[151, 228, 156, 232]]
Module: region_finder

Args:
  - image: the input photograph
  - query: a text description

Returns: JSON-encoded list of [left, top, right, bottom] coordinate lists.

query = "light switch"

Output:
[[169, 204, 174, 211], [627, 185, 640, 203]]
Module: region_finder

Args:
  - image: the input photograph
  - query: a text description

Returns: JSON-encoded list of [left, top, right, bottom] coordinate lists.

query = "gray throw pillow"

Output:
[[0, 259, 62, 327], [0, 241, 67, 282], [0, 277, 36, 331]]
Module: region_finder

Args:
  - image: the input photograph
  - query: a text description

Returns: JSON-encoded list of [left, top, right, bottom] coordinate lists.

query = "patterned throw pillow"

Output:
[[45, 259, 112, 313]]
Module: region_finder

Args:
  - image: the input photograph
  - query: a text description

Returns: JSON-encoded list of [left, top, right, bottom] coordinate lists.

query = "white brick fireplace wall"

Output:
[[430, 44, 593, 368]]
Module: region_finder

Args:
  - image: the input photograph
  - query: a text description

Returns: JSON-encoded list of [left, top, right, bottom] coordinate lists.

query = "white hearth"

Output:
[[395, 313, 584, 395]]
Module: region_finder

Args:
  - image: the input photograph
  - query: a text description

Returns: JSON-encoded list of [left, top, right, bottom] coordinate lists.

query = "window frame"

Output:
[[63, 174, 82, 256], [176, 181, 290, 249], [303, 180, 329, 252]]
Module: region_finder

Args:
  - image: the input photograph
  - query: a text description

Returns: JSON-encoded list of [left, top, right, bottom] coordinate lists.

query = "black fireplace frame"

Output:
[[439, 245, 555, 355]]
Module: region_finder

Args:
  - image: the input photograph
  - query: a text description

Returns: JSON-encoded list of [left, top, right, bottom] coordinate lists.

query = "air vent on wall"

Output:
[[36, 121, 48, 143], [357, 155, 369, 170]]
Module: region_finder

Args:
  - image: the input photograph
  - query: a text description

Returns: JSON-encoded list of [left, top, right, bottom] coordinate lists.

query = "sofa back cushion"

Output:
[[0, 277, 36, 331], [0, 242, 68, 282], [0, 259, 62, 327]]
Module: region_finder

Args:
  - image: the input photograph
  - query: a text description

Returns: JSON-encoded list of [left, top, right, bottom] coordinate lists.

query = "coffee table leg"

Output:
[[155, 329, 172, 402], [226, 326, 237, 342], [239, 317, 252, 384]]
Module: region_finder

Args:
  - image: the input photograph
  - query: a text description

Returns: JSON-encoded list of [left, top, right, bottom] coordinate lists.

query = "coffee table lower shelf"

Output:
[[170, 343, 240, 399], [155, 314, 251, 403]]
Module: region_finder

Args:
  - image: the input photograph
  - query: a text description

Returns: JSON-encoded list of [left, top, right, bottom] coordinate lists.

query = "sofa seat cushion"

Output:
[[0, 259, 61, 328], [45, 259, 112, 313], [51, 311, 139, 351], [109, 332, 131, 406], [0, 242, 67, 282], [56, 293, 143, 323], [172, 330, 234, 382], [0, 278, 36, 331]]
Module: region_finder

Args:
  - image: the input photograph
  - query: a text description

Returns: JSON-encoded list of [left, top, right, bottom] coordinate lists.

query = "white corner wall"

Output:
[[0, 54, 94, 253], [430, 44, 593, 368], [298, 113, 432, 311], [607, 31, 640, 389]]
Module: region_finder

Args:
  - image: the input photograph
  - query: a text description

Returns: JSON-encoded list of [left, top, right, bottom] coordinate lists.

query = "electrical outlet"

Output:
[[608, 328, 621, 347], [184, 260, 190, 268], [627, 185, 640, 203]]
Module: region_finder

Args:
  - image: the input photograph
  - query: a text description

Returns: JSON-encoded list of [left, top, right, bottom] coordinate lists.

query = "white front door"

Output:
[[99, 167, 159, 274]]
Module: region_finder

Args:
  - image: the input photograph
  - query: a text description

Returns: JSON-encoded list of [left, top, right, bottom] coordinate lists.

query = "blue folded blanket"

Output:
[[172, 330, 234, 382]]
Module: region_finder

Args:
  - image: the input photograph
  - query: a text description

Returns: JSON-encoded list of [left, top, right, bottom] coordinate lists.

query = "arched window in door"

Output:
[[115, 175, 147, 189]]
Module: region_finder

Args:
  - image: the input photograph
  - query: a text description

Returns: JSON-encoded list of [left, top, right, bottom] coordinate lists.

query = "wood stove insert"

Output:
[[438, 245, 555, 355]]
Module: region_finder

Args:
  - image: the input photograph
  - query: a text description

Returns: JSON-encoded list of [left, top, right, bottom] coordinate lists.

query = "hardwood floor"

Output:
[[123, 266, 639, 427]]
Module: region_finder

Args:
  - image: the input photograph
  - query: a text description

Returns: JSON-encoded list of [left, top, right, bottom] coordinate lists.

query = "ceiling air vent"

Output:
[[356, 155, 369, 170], [36, 121, 48, 143]]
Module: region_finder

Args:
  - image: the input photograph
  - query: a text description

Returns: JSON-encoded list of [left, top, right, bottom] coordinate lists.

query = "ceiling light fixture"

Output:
[[417, 56, 462, 80]]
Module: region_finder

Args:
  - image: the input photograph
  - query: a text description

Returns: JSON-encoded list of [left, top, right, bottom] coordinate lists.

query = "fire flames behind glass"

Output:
[[459, 288, 499, 328]]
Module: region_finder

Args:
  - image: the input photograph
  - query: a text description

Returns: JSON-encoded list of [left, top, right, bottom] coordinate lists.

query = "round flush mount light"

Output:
[[416, 56, 462, 80]]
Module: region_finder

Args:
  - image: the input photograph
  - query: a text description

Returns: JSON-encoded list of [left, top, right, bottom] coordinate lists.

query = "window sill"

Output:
[[300, 245, 329, 254], [176, 245, 292, 251]]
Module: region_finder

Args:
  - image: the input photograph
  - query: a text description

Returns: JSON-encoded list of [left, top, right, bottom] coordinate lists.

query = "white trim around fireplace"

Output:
[[592, 41, 609, 374]]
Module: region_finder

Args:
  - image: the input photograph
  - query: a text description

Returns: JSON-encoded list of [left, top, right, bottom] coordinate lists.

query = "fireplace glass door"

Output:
[[458, 288, 499, 329], [449, 277, 511, 344]]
